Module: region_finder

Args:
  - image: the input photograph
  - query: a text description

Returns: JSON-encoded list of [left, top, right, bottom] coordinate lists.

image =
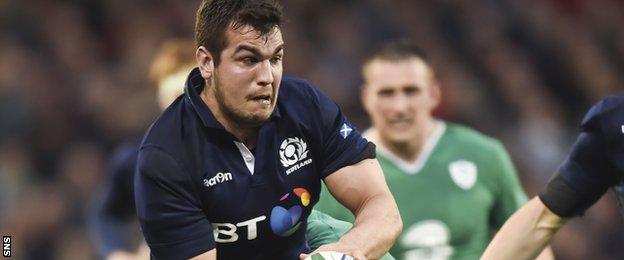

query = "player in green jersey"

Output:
[[314, 40, 553, 260]]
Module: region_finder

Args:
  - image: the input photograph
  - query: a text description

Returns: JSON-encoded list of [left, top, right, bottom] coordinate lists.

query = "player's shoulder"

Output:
[[277, 76, 331, 118], [279, 76, 322, 103], [136, 103, 189, 179], [139, 97, 187, 156], [581, 93, 624, 128], [444, 122, 505, 152], [280, 75, 315, 91]]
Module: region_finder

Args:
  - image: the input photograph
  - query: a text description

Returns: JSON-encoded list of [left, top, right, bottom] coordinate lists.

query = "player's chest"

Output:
[[384, 158, 495, 241], [388, 171, 494, 225], [383, 156, 492, 201], [390, 179, 493, 258], [195, 125, 323, 223]]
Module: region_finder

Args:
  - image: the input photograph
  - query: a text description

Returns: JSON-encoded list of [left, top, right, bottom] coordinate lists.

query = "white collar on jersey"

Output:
[[234, 141, 255, 174], [363, 120, 446, 175]]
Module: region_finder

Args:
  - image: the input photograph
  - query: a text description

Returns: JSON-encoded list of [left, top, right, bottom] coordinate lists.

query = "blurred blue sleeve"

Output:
[[540, 97, 620, 217], [88, 139, 141, 257]]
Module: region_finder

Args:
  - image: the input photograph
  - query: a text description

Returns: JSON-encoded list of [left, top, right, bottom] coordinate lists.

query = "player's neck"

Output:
[[201, 87, 259, 149], [380, 119, 437, 163], [225, 121, 259, 149]]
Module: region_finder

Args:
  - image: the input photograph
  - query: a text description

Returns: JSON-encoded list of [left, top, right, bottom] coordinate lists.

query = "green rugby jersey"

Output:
[[315, 121, 527, 260]]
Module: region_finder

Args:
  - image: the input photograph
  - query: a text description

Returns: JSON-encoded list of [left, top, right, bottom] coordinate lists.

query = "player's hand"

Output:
[[299, 242, 366, 260]]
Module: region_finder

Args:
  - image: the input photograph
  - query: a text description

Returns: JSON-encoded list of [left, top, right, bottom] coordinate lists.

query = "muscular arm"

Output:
[[487, 142, 555, 260], [482, 197, 566, 260], [322, 158, 402, 259], [302, 82, 401, 258]]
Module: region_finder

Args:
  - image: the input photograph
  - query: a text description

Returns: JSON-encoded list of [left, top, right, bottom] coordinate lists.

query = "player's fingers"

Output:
[[351, 250, 366, 260], [299, 253, 309, 260]]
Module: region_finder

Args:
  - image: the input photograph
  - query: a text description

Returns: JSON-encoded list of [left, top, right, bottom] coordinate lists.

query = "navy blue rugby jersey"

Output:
[[134, 68, 374, 259], [540, 94, 624, 217]]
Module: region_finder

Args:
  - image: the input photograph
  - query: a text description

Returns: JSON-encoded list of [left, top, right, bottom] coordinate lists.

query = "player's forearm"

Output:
[[482, 197, 565, 260], [340, 193, 402, 259]]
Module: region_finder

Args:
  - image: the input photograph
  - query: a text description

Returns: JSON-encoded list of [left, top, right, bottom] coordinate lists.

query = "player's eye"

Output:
[[403, 86, 421, 96], [242, 56, 259, 65], [270, 55, 283, 64], [378, 89, 394, 97]]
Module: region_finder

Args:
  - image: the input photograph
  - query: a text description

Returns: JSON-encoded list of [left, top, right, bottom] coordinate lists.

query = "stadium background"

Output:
[[1, 0, 623, 259]]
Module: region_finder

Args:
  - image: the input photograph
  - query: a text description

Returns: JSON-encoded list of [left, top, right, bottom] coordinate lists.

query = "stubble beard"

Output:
[[213, 73, 271, 129]]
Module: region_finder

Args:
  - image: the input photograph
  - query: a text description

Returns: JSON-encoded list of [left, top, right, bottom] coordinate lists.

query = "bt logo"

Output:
[[211, 187, 312, 243], [212, 216, 266, 243]]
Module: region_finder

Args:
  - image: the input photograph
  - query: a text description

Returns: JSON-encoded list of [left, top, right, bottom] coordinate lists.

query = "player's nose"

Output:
[[256, 60, 274, 87], [388, 94, 412, 113]]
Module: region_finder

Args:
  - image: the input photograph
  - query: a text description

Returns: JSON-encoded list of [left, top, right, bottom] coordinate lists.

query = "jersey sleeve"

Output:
[[88, 144, 138, 257], [539, 100, 619, 217], [308, 85, 375, 178], [134, 146, 215, 259], [489, 141, 528, 228]]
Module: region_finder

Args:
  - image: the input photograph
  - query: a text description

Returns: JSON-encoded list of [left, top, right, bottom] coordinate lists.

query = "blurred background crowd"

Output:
[[1, 0, 623, 259]]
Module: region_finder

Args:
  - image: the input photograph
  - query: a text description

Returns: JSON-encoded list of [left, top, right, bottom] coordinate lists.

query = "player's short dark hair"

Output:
[[362, 40, 433, 83], [364, 39, 429, 65], [195, 0, 283, 66]]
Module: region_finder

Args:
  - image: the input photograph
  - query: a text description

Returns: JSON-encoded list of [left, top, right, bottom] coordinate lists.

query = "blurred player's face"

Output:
[[198, 24, 284, 127], [362, 58, 440, 144], [157, 68, 189, 110]]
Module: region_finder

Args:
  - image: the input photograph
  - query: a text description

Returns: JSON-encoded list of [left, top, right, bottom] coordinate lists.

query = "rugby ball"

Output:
[[304, 251, 354, 260]]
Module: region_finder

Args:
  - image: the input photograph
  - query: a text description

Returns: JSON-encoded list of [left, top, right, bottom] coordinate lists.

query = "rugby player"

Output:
[[314, 40, 553, 260], [482, 94, 624, 259], [91, 39, 396, 260], [133, 1, 402, 259]]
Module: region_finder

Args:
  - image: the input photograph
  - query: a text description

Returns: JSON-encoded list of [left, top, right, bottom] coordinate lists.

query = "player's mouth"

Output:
[[388, 118, 413, 129], [250, 94, 272, 105]]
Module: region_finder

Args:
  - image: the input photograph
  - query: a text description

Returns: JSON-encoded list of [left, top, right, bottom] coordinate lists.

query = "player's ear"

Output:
[[196, 46, 214, 79], [360, 84, 373, 114], [429, 81, 442, 108], [360, 63, 375, 115]]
